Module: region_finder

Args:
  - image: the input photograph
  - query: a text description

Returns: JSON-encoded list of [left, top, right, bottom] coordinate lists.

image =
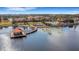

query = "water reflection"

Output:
[[0, 34, 15, 51], [0, 25, 79, 50]]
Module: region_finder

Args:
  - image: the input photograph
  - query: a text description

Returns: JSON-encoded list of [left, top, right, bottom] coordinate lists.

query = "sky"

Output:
[[0, 7, 79, 14]]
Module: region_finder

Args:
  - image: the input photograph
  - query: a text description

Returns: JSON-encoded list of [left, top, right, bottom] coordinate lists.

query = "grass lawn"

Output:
[[0, 21, 49, 28], [0, 22, 12, 26]]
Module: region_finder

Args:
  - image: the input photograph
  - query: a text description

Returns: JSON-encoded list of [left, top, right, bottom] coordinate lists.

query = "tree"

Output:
[[32, 18, 36, 22]]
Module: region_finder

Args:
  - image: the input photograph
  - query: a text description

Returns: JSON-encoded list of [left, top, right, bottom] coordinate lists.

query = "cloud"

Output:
[[0, 7, 79, 14], [50, 10, 79, 14], [6, 7, 36, 11], [71, 10, 79, 13]]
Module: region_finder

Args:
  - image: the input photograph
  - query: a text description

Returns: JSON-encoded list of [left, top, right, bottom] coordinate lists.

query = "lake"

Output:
[[0, 26, 79, 51]]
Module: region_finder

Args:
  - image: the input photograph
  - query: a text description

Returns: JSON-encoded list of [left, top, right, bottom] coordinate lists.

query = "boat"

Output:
[[10, 27, 26, 38], [27, 26, 38, 34]]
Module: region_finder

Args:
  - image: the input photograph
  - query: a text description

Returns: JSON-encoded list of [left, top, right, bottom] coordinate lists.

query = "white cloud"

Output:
[[71, 10, 79, 13], [6, 7, 36, 11], [50, 10, 79, 14]]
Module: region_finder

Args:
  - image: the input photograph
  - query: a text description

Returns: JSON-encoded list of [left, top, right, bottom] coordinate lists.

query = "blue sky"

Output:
[[0, 7, 79, 14]]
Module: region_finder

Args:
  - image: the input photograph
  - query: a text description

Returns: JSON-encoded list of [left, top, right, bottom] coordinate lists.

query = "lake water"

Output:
[[0, 26, 79, 51]]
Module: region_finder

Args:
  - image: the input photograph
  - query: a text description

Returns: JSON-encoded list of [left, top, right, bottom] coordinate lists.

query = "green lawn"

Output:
[[0, 22, 12, 26]]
